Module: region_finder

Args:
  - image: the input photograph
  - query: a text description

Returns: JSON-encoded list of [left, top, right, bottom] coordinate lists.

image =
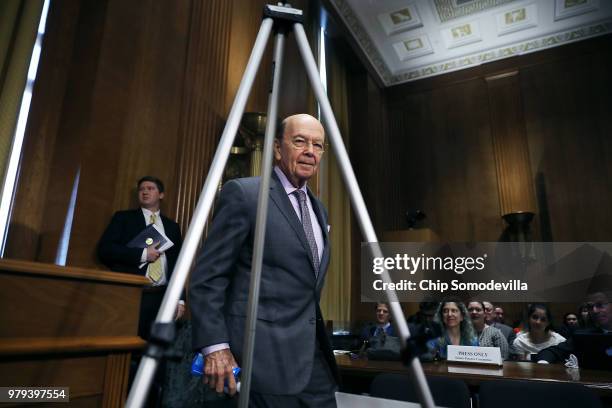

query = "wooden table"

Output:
[[336, 354, 612, 398]]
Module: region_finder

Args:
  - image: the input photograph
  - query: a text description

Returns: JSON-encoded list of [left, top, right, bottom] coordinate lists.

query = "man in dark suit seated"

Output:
[[98, 175, 184, 339], [360, 301, 396, 342], [536, 291, 611, 365], [189, 114, 339, 407]]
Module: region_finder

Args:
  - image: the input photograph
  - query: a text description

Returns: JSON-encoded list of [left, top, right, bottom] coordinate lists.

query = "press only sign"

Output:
[[447, 345, 503, 366]]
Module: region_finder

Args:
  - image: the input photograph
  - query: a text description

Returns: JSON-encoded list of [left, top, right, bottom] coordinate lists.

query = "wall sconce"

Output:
[[240, 112, 267, 176], [502, 211, 535, 262], [502, 211, 534, 242], [224, 112, 267, 182], [406, 209, 426, 229]]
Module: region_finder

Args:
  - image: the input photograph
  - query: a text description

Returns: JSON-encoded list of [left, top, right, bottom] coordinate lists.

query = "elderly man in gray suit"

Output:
[[189, 114, 339, 407]]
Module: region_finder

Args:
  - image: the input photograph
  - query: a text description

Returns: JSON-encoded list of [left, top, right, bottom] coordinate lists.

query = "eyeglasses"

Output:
[[585, 302, 610, 311], [289, 137, 325, 154]]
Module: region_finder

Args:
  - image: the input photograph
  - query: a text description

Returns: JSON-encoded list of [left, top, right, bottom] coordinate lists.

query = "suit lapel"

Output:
[[133, 209, 147, 230]]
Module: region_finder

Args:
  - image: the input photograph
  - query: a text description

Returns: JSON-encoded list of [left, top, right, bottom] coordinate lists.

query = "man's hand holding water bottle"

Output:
[[204, 349, 239, 396]]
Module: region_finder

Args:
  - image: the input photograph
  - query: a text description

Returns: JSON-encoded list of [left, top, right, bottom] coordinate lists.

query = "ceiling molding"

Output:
[[433, 0, 515, 22], [390, 20, 612, 84], [329, 0, 612, 87], [329, 0, 393, 84]]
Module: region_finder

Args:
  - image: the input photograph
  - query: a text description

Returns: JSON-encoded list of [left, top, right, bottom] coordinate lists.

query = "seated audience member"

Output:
[[536, 291, 611, 364], [407, 301, 438, 325], [468, 301, 509, 359], [557, 312, 579, 339], [578, 303, 593, 328], [483, 300, 516, 346], [360, 302, 395, 341], [426, 298, 478, 360], [512, 303, 565, 360], [494, 306, 505, 324]]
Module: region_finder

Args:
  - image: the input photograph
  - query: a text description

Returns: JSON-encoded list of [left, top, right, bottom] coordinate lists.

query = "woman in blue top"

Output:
[[427, 298, 478, 359]]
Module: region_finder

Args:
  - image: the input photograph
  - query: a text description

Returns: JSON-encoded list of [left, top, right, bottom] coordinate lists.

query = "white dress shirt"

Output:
[[273, 166, 324, 261]]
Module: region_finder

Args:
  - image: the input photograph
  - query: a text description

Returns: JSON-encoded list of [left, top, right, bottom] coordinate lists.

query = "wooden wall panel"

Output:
[[486, 71, 537, 217], [5, 0, 89, 261], [0, 356, 106, 398], [521, 49, 612, 241], [385, 79, 503, 241], [66, 0, 192, 267], [5, 0, 319, 268], [347, 70, 389, 324], [226, 0, 314, 119], [171, 0, 233, 231], [345, 33, 612, 322]]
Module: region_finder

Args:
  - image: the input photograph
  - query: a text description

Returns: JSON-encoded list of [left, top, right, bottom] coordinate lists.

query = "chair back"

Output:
[[479, 380, 602, 408], [370, 373, 470, 408]]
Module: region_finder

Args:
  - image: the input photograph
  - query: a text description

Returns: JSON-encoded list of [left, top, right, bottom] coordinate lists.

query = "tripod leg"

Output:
[[292, 23, 437, 408], [126, 17, 275, 408], [238, 28, 287, 408]]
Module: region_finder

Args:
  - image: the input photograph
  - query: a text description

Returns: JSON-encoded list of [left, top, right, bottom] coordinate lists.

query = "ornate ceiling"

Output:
[[328, 0, 612, 86]]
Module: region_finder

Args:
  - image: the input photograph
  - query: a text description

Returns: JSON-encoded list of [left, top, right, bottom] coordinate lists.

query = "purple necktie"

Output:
[[293, 189, 320, 275]]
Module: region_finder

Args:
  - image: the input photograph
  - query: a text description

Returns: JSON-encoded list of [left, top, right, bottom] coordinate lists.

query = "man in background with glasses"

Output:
[[190, 114, 339, 407]]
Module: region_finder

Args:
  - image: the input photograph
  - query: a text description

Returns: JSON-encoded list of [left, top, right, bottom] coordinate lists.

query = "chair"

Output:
[[479, 379, 602, 408], [370, 373, 471, 408]]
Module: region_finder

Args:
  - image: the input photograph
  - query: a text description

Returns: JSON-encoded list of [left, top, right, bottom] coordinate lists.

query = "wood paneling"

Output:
[[5, 0, 318, 268], [385, 78, 503, 241], [521, 47, 612, 241], [0, 260, 143, 407], [172, 0, 233, 231], [0, 260, 145, 338], [355, 35, 612, 244], [102, 353, 130, 407], [486, 71, 536, 217], [0, 355, 106, 398], [343, 32, 612, 321], [5, 0, 84, 261], [0, 337, 144, 355]]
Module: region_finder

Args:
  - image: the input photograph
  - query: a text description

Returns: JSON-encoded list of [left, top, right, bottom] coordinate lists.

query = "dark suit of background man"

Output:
[[98, 176, 184, 339], [189, 114, 339, 407]]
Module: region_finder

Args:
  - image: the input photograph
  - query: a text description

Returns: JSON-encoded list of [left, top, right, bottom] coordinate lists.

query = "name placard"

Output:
[[447, 345, 503, 366]]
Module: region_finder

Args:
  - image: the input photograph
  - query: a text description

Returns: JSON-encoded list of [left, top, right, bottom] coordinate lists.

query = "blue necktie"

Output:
[[293, 189, 320, 276]]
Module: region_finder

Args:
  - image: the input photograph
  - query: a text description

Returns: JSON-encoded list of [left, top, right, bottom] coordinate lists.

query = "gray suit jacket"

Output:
[[189, 172, 337, 394], [492, 322, 516, 347]]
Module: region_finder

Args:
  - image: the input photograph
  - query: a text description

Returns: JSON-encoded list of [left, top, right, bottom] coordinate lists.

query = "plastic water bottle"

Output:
[[191, 352, 241, 393]]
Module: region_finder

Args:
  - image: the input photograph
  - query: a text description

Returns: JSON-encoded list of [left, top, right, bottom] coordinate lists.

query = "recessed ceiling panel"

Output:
[[433, 0, 516, 22], [329, 0, 612, 86], [393, 34, 435, 60], [495, 3, 538, 36], [378, 3, 423, 35]]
